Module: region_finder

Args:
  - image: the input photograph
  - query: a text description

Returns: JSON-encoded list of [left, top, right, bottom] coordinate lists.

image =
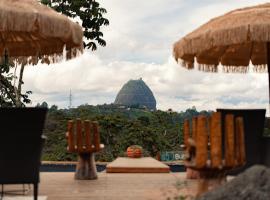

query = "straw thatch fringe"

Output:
[[198, 64, 218, 72], [222, 66, 249, 73], [253, 64, 268, 72], [173, 3, 270, 70], [4, 46, 83, 66], [179, 59, 194, 70], [0, 0, 83, 65]]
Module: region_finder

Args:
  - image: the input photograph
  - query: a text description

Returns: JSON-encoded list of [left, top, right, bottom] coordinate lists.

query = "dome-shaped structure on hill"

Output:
[[114, 78, 156, 110]]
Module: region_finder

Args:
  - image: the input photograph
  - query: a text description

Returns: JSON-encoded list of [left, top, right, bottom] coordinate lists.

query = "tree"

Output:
[[41, 0, 109, 51], [41, 102, 49, 108], [0, 58, 32, 107]]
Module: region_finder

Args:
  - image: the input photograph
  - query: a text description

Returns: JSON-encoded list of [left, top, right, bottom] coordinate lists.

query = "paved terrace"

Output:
[[4, 172, 197, 200]]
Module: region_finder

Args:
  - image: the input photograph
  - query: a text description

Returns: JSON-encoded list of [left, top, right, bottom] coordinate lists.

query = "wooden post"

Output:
[[225, 114, 235, 167], [267, 42, 270, 112], [210, 112, 222, 168], [196, 115, 208, 169], [235, 117, 246, 166]]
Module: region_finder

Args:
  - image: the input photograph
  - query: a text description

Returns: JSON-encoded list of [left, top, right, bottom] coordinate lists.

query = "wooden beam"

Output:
[[225, 114, 235, 167], [235, 117, 246, 166], [210, 112, 222, 169], [195, 115, 208, 169]]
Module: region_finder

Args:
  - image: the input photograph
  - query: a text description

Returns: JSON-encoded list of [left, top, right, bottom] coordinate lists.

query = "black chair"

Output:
[[261, 137, 270, 167], [0, 107, 47, 200], [217, 109, 266, 173]]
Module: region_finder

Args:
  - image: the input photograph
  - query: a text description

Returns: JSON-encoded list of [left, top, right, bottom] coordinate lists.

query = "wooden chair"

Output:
[[217, 109, 265, 173], [183, 112, 246, 196], [66, 119, 104, 180]]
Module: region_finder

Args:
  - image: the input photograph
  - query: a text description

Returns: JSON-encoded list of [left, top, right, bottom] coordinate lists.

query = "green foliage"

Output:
[[41, 0, 109, 51], [0, 57, 31, 107], [42, 104, 209, 161]]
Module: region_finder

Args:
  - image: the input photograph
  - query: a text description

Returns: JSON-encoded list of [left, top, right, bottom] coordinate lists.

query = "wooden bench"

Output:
[[66, 119, 104, 180], [183, 112, 246, 196]]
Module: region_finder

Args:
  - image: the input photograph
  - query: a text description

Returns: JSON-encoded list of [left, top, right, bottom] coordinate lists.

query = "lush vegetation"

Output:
[[41, 0, 109, 51], [41, 104, 211, 161]]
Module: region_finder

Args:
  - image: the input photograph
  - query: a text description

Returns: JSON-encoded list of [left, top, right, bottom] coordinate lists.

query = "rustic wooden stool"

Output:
[[183, 112, 246, 196], [66, 119, 104, 180]]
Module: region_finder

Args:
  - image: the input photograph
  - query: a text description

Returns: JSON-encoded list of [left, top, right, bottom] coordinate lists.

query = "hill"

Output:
[[114, 78, 156, 110]]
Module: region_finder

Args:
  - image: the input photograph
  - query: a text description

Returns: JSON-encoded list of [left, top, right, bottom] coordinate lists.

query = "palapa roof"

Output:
[[0, 0, 83, 65], [173, 3, 270, 73]]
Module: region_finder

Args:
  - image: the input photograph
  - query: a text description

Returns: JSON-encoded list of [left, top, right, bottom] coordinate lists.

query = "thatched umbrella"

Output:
[[0, 0, 83, 105], [173, 3, 270, 106], [0, 0, 83, 64]]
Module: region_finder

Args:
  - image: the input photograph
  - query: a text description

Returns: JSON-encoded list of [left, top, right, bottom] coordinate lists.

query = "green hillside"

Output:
[[42, 104, 211, 161]]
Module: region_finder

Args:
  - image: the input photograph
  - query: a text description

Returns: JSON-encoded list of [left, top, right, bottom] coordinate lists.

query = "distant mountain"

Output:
[[114, 78, 157, 110]]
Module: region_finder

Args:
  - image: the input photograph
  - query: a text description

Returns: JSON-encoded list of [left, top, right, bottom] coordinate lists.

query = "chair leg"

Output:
[[33, 183, 38, 200], [1, 184, 4, 200]]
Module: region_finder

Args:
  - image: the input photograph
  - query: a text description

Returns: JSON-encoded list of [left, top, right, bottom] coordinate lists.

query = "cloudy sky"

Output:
[[24, 0, 270, 113]]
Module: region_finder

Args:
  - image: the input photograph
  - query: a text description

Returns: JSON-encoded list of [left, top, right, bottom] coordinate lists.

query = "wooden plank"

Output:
[[210, 112, 222, 168], [183, 119, 190, 149], [93, 121, 100, 151], [84, 120, 92, 152], [106, 167, 170, 173], [235, 117, 246, 166], [67, 120, 75, 152], [225, 114, 235, 167], [106, 157, 170, 173], [195, 115, 208, 169], [76, 119, 84, 153], [192, 117, 198, 142]]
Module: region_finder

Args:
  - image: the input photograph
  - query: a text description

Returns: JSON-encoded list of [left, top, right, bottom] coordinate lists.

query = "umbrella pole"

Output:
[[267, 42, 270, 116]]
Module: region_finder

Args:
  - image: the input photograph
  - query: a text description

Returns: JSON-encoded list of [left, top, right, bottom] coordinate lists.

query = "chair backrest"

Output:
[[183, 112, 245, 170], [217, 109, 266, 170], [66, 119, 101, 153], [0, 107, 48, 184]]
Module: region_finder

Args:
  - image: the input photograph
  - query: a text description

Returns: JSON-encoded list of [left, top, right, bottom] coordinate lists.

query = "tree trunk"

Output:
[[15, 64, 25, 107]]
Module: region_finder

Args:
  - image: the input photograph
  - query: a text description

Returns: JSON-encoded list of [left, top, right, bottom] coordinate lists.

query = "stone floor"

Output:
[[2, 172, 197, 200]]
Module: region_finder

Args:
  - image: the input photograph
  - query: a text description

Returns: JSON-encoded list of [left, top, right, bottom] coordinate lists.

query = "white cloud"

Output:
[[22, 0, 270, 114], [23, 52, 268, 113]]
